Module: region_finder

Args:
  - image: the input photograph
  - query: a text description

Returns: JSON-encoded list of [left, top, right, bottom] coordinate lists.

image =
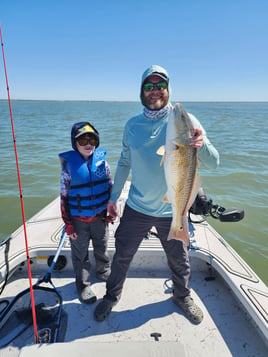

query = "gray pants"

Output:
[[70, 216, 110, 292], [105, 204, 191, 301]]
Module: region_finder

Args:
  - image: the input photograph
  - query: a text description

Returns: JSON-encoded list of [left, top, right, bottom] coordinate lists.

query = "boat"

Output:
[[0, 181, 267, 356]]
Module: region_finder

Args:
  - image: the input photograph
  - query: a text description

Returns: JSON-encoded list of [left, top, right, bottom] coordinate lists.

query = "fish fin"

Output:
[[162, 193, 169, 202], [172, 138, 182, 147], [156, 145, 165, 156], [167, 217, 190, 246], [160, 154, 165, 166], [156, 146, 166, 166]]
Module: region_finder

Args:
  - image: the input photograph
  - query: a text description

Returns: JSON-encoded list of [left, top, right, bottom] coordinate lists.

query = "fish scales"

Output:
[[170, 146, 197, 228], [163, 103, 200, 245]]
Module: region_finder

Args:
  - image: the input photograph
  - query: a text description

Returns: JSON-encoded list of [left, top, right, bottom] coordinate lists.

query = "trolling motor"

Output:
[[189, 187, 244, 222]]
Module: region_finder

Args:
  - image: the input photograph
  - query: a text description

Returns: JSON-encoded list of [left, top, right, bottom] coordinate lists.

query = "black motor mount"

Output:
[[189, 187, 244, 222]]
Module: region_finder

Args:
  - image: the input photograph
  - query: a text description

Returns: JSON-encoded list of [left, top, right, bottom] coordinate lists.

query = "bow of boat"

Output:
[[0, 182, 267, 356]]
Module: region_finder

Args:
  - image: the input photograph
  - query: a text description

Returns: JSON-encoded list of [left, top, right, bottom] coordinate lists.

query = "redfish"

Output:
[[159, 103, 201, 246]]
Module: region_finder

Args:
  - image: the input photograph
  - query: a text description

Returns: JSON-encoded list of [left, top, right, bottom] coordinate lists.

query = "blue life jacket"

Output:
[[59, 149, 110, 217]]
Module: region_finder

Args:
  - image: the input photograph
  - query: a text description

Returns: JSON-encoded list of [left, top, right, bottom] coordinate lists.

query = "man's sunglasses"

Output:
[[76, 135, 98, 147], [143, 81, 168, 92]]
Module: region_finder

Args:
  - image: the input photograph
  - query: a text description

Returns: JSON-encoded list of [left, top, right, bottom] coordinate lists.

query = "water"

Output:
[[0, 100, 267, 285]]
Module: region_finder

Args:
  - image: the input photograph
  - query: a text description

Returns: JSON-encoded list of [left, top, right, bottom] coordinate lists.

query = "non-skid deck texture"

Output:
[[1, 257, 267, 357], [0, 187, 267, 356]]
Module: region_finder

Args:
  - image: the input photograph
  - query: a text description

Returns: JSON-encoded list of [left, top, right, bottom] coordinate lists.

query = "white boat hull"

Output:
[[0, 183, 267, 356]]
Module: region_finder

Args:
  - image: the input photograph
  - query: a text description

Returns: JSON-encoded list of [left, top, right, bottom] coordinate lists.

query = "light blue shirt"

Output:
[[110, 106, 219, 217]]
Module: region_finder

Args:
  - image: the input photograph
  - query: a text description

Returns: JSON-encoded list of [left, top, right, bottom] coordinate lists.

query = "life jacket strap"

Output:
[[68, 196, 109, 212], [67, 189, 110, 202], [70, 178, 109, 190]]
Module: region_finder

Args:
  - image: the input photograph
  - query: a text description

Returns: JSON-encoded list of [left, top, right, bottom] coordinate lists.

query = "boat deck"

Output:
[[0, 184, 267, 356], [1, 237, 267, 356]]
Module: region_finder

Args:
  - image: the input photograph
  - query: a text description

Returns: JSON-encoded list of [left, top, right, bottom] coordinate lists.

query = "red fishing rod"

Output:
[[0, 24, 39, 344]]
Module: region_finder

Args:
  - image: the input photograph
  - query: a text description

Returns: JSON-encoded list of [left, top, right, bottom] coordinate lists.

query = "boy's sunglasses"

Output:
[[143, 81, 168, 92], [76, 135, 98, 147]]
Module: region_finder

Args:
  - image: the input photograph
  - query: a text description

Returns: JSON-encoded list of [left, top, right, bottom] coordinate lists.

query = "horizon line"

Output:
[[0, 99, 267, 103]]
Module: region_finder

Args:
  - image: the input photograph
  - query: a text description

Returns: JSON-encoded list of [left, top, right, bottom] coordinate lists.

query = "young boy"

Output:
[[59, 122, 112, 303]]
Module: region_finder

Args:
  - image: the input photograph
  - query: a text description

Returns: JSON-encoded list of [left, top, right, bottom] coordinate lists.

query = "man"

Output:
[[94, 65, 219, 323]]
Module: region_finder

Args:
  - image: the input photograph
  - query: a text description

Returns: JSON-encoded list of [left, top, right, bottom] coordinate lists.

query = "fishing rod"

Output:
[[0, 24, 39, 344]]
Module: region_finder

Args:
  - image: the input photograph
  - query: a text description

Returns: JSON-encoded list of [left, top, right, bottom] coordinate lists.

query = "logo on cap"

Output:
[[75, 124, 95, 138]]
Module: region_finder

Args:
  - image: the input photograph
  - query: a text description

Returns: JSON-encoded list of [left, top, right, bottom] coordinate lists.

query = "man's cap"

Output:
[[140, 65, 171, 106], [141, 65, 169, 85]]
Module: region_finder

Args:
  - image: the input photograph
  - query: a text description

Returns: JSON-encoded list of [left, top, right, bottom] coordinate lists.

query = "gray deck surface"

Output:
[[0, 187, 267, 356], [1, 248, 267, 357]]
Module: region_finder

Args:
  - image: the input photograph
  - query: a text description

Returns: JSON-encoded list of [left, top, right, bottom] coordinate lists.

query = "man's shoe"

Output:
[[80, 286, 97, 304], [94, 298, 117, 321], [173, 296, 203, 324]]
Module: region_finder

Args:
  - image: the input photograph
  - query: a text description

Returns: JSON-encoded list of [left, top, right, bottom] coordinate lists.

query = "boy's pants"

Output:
[[70, 216, 110, 292]]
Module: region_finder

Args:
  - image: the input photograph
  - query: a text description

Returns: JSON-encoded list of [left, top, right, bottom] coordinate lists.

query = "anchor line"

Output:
[[0, 24, 39, 344]]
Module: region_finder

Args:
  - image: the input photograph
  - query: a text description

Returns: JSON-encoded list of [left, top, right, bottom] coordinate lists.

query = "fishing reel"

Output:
[[189, 187, 244, 222]]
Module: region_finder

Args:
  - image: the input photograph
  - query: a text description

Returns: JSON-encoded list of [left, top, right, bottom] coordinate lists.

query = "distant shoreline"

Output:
[[1, 99, 267, 103]]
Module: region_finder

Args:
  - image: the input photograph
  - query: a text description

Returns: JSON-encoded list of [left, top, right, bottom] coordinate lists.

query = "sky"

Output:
[[0, 0, 267, 102]]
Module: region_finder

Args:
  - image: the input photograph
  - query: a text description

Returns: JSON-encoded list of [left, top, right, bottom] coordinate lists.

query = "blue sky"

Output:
[[0, 0, 267, 101]]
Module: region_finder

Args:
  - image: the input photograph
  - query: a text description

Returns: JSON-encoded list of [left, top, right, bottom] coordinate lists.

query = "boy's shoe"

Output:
[[94, 298, 117, 321], [96, 269, 111, 282], [173, 296, 203, 324], [79, 286, 97, 304]]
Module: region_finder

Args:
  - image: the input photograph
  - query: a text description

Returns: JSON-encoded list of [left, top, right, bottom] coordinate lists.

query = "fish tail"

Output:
[[167, 216, 190, 246]]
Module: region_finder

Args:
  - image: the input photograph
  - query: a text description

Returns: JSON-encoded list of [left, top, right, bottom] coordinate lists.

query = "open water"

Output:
[[0, 100, 267, 285]]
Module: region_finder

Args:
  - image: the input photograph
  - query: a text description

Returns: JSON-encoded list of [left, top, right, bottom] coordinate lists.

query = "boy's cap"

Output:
[[71, 121, 99, 150], [75, 124, 98, 139]]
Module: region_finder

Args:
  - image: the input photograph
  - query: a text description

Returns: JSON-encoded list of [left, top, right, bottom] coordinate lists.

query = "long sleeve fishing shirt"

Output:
[[109, 106, 220, 217]]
